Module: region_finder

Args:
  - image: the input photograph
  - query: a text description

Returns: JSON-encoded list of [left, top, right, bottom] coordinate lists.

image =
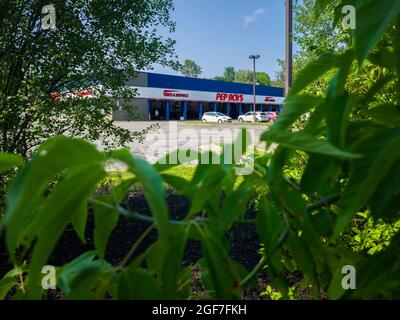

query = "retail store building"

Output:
[[113, 72, 285, 121]]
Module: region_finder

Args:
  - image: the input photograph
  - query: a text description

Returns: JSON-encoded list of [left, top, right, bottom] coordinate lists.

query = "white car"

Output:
[[238, 111, 270, 122], [202, 112, 232, 123]]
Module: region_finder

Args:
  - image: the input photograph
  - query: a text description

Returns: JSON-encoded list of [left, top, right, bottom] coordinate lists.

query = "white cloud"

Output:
[[244, 8, 266, 27], [254, 8, 266, 16]]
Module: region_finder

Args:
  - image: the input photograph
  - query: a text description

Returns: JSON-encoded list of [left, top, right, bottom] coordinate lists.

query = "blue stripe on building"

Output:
[[146, 72, 284, 97]]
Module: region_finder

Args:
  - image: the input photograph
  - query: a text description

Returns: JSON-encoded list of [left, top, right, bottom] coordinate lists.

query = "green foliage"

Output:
[[261, 285, 296, 300], [0, 0, 176, 156], [223, 67, 236, 82], [0, 0, 400, 300], [213, 67, 273, 86], [0, 153, 23, 172], [180, 59, 202, 78], [344, 212, 400, 255]]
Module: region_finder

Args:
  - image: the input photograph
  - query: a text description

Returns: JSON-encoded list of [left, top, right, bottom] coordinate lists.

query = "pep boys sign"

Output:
[[216, 93, 244, 102]]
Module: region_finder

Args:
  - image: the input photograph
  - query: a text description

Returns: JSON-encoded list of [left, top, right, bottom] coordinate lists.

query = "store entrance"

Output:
[[149, 100, 164, 120], [230, 104, 239, 119], [169, 102, 183, 120]]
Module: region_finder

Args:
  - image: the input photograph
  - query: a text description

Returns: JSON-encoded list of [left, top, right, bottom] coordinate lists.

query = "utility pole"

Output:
[[249, 54, 260, 122], [285, 0, 293, 96]]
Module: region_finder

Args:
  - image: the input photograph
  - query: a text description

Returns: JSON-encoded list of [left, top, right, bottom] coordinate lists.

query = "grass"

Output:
[[105, 165, 197, 186], [104, 164, 248, 189], [103, 145, 272, 190]]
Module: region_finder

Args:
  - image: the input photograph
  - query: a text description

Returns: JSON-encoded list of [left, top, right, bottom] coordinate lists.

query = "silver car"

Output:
[[202, 112, 232, 123], [238, 111, 270, 122]]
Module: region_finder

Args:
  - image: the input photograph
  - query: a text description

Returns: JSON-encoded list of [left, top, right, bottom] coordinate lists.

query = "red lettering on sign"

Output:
[[163, 90, 189, 98], [265, 96, 275, 102], [216, 92, 244, 102]]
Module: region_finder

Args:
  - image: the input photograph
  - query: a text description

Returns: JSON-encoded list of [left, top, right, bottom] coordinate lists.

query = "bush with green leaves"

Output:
[[343, 211, 400, 255], [0, 0, 400, 300]]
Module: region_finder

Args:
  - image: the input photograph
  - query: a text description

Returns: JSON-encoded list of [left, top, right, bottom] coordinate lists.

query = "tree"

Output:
[[272, 59, 286, 88], [294, 0, 351, 60], [234, 70, 272, 86], [223, 67, 236, 82], [232, 70, 252, 84], [213, 76, 225, 81], [213, 67, 272, 86], [0, 0, 177, 157], [255, 72, 272, 86], [292, 0, 396, 103], [180, 59, 202, 78]]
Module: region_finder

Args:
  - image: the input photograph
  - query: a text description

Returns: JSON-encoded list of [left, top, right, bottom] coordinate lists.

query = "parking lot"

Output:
[[107, 121, 272, 164]]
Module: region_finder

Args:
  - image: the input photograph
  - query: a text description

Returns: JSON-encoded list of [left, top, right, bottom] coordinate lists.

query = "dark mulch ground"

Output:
[[0, 188, 281, 299]]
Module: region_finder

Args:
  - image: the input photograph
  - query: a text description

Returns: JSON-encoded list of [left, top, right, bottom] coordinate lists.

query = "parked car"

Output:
[[202, 112, 232, 123], [238, 111, 270, 122], [265, 111, 279, 121]]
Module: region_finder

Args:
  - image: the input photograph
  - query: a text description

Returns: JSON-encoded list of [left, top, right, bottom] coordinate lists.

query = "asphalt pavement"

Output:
[[102, 121, 273, 168]]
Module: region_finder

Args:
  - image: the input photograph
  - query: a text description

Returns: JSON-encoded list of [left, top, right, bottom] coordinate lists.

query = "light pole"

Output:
[[249, 54, 260, 122], [285, 0, 293, 96]]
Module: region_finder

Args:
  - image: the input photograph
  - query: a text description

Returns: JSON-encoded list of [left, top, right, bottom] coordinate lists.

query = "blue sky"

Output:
[[148, 0, 297, 80]]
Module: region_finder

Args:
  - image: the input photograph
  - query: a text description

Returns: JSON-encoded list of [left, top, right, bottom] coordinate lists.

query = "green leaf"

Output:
[[187, 165, 227, 218], [301, 154, 340, 195], [118, 267, 163, 299], [27, 164, 106, 298], [202, 233, 241, 299], [368, 160, 400, 219], [218, 188, 252, 234], [0, 263, 29, 300], [111, 149, 170, 240], [325, 52, 356, 148], [64, 261, 113, 300], [160, 173, 190, 193], [313, 0, 334, 19], [360, 74, 394, 108], [0, 277, 18, 300], [261, 129, 361, 159], [272, 95, 324, 130], [58, 252, 115, 300], [369, 47, 397, 69], [335, 128, 400, 236], [176, 266, 193, 299], [0, 153, 23, 173], [289, 53, 338, 96], [354, 0, 400, 64], [310, 210, 335, 238], [326, 94, 355, 148], [303, 103, 326, 135], [159, 227, 188, 298], [93, 178, 135, 260], [363, 104, 400, 126], [144, 226, 188, 299], [58, 251, 98, 294], [71, 201, 88, 243], [5, 136, 104, 255], [287, 233, 317, 286], [256, 200, 286, 254], [346, 234, 400, 298]]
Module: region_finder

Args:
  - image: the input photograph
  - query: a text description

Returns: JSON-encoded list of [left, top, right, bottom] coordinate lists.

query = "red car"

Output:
[[265, 111, 278, 121]]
